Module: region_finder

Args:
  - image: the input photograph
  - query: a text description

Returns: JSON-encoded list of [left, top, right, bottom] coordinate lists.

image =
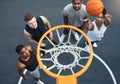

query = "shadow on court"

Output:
[[0, 0, 120, 84]]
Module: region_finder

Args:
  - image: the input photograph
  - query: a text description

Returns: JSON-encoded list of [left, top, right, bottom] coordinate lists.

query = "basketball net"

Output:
[[37, 25, 93, 84]]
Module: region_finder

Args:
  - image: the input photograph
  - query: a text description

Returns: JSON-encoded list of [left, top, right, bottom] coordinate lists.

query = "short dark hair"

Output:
[[16, 45, 24, 54], [24, 12, 35, 22], [72, 0, 82, 2]]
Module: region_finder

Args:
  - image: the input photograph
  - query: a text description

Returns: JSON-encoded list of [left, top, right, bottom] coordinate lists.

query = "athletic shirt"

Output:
[[62, 3, 88, 27], [25, 17, 47, 42], [18, 51, 38, 71], [87, 20, 107, 42]]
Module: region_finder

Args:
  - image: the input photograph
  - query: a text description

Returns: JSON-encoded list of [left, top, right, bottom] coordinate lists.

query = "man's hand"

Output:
[[49, 33, 53, 41], [23, 75, 29, 80], [83, 18, 90, 23]]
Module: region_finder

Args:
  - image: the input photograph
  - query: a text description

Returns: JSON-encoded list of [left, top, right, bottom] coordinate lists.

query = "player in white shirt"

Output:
[[84, 8, 112, 49]]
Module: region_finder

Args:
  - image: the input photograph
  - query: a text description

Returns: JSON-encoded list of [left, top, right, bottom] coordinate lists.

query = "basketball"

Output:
[[86, 0, 104, 16]]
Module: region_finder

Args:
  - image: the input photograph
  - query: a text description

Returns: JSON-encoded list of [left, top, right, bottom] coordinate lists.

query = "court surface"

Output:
[[0, 0, 120, 84]]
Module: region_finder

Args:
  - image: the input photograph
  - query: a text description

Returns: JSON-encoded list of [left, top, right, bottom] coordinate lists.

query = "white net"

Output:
[[38, 26, 92, 76]]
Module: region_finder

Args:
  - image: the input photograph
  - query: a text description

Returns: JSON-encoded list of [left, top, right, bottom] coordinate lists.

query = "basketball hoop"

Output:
[[37, 25, 93, 84]]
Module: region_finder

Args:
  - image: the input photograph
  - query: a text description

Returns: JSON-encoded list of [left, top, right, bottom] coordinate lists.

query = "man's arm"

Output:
[[83, 18, 94, 30], [40, 16, 53, 40], [17, 61, 28, 80], [24, 30, 46, 47], [40, 16, 51, 29], [24, 29, 38, 44], [104, 14, 112, 26], [63, 15, 69, 25]]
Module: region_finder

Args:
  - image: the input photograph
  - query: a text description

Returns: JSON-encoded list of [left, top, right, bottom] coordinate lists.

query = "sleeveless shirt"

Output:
[[25, 17, 47, 42], [18, 51, 38, 71], [87, 20, 107, 42]]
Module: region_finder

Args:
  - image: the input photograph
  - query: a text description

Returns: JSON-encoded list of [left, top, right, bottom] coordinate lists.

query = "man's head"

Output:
[[95, 8, 107, 23], [24, 12, 37, 29], [72, 0, 82, 11], [16, 45, 30, 59], [16, 44, 24, 54]]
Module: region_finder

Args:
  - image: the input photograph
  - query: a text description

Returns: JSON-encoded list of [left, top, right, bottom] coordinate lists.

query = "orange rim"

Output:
[[37, 25, 93, 79]]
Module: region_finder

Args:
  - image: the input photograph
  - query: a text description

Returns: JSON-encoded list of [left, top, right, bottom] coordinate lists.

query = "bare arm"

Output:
[[24, 29, 46, 47], [40, 16, 51, 29], [63, 15, 69, 25], [104, 14, 112, 26], [83, 18, 94, 30], [17, 61, 28, 80], [24, 29, 38, 44], [40, 16, 53, 40]]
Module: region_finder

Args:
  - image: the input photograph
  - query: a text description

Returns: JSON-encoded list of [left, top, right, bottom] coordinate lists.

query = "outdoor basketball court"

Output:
[[0, 0, 120, 84]]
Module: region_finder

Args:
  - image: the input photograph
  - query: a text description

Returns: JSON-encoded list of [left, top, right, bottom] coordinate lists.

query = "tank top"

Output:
[[25, 17, 47, 42], [18, 51, 38, 71], [87, 20, 107, 42]]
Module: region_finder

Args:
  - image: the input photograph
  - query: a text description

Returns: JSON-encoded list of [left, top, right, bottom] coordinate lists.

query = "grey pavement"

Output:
[[0, 0, 120, 84]]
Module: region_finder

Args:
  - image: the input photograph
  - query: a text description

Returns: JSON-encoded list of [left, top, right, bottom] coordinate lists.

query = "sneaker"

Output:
[[60, 34, 66, 42], [93, 42, 98, 48], [39, 65, 47, 69], [74, 32, 80, 41], [36, 80, 44, 84], [40, 53, 43, 56], [84, 42, 90, 52]]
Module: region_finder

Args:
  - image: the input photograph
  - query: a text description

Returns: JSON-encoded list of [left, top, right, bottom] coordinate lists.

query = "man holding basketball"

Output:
[[60, 0, 89, 42], [16, 44, 44, 84], [84, 8, 112, 48]]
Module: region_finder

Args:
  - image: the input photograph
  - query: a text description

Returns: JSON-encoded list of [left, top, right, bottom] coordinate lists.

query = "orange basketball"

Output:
[[86, 0, 104, 16]]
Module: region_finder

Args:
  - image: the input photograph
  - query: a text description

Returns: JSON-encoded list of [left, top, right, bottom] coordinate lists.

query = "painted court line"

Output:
[[18, 53, 117, 84]]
